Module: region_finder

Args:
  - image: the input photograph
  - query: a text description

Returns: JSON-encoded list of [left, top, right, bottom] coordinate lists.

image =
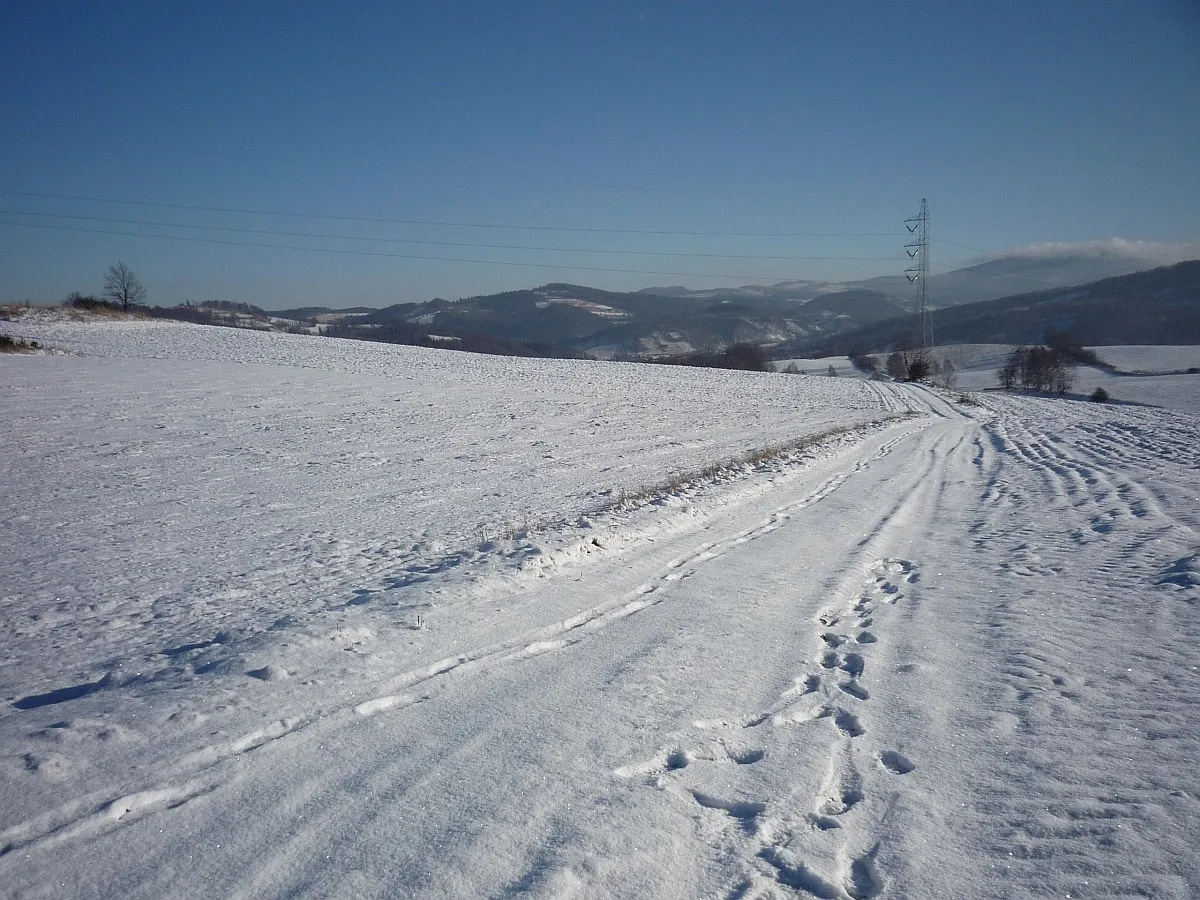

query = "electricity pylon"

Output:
[[904, 199, 933, 358]]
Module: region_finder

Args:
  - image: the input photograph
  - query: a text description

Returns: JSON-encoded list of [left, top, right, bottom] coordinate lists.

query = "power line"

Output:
[[0, 209, 903, 262], [0, 219, 815, 282], [931, 237, 991, 254], [0, 189, 903, 239], [0, 129, 911, 206], [904, 199, 933, 354]]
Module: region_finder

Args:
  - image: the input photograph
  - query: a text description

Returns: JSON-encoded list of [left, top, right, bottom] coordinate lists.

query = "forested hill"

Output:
[[787, 260, 1200, 356]]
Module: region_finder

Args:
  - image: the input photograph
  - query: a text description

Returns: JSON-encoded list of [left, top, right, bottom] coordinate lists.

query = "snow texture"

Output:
[[2, 315, 1199, 899]]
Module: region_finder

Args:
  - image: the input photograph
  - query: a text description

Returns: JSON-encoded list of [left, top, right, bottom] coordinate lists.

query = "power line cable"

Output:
[[0, 209, 903, 262], [0, 189, 903, 238], [0, 129, 912, 205], [932, 237, 993, 254], [0, 219, 821, 281]]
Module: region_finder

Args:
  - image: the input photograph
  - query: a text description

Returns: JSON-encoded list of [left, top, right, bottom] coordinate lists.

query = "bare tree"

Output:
[[999, 344, 1075, 394], [848, 345, 878, 374], [932, 356, 956, 389], [998, 347, 1026, 390], [103, 262, 146, 312], [892, 331, 932, 381]]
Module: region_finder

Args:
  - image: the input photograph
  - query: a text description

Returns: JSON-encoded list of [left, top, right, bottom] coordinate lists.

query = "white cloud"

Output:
[[992, 238, 1200, 265]]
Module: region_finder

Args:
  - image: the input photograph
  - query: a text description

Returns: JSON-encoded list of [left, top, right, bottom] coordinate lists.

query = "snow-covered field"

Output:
[[780, 346, 1200, 414], [2, 316, 1199, 899]]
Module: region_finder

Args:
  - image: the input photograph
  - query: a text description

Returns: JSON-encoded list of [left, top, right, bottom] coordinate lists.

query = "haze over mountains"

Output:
[[642, 241, 1190, 309], [270, 246, 1200, 360]]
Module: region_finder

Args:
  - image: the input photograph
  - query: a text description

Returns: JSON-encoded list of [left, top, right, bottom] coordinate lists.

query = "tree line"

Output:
[[996, 328, 1108, 395]]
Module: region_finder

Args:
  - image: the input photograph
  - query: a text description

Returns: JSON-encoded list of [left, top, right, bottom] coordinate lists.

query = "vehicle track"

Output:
[[1, 418, 935, 872]]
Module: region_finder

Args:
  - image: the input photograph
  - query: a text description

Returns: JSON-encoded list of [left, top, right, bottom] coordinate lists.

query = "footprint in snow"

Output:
[[689, 790, 767, 833], [820, 783, 864, 817], [878, 750, 915, 775], [843, 843, 883, 899], [839, 681, 869, 701], [834, 709, 865, 738], [840, 653, 865, 678]]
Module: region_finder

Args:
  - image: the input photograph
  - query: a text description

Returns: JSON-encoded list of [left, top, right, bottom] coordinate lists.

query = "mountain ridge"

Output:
[[265, 250, 1199, 359], [789, 259, 1200, 356]]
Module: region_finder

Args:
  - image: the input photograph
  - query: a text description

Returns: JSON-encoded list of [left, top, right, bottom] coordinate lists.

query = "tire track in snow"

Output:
[[948, 395, 1200, 895], [348, 426, 926, 721], [0, 718, 300, 859], [0, 421, 931, 863], [613, 422, 968, 898]]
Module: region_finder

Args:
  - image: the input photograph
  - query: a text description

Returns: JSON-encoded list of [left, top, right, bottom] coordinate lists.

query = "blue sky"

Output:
[[2, 1, 1199, 308]]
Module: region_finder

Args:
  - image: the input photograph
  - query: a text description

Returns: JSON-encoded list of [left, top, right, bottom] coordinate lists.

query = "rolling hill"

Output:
[[787, 259, 1200, 357], [260, 250, 1198, 361]]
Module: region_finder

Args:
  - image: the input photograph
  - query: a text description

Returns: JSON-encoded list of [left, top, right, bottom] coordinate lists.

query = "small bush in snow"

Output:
[[1090, 387, 1110, 403], [0, 334, 39, 353], [905, 356, 932, 382], [848, 346, 878, 373]]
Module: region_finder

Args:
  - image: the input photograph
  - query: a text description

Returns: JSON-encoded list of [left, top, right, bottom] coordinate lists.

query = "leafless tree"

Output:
[[103, 262, 146, 312], [932, 356, 957, 389], [999, 344, 1075, 393], [892, 331, 932, 381], [998, 346, 1026, 390]]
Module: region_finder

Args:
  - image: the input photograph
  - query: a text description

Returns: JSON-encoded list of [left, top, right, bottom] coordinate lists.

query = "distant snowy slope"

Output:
[[943, 343, 1200, 412], [1096, 345, 1200, 373]]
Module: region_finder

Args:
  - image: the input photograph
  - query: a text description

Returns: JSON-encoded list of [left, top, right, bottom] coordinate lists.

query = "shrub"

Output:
[[0, 334, 40, 353], [930, 357, 957, 389], [1044, 328, 1105, 366], [65, 291, 119, 311], [662, 343, 773, 372], [848, 346, 879, 373], [905, 356, 932, 382], [1090, 387, 1110, 403]]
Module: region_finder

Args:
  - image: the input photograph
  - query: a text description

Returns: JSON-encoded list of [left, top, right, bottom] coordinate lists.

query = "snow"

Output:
[[2, 315, 1199, 898], [775, 357, 874, 378], [947, 344, 1200, 413], [1092, 345, 1200, 373], [532, 298, 630, 320], [781, 346, 1200, 410]]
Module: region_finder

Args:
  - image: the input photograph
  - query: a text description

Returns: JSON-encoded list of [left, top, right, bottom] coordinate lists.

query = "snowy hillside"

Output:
[[946, 344, 1200, 413], [2, 316, 1199, 899]]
